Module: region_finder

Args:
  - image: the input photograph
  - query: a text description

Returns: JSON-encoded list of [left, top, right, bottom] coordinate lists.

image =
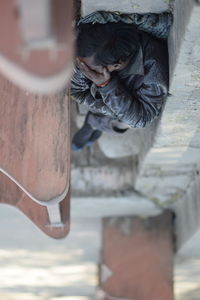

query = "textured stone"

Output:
[[136, 4, 200, 248], [82, 0, 171, 17]]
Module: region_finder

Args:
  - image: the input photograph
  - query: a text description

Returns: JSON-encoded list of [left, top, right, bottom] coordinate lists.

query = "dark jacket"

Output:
[[71, 31, 169, 128]]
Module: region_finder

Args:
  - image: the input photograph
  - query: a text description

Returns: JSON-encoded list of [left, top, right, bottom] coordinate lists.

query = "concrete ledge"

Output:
[[168, 0, 194, 81], [136, 4, 200, 248], [81, 0, 172, 17], [71, 194, 161, 218], [97, 120, 158, 159]]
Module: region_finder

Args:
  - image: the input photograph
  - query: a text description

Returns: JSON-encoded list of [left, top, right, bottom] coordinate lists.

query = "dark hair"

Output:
[[76, 22, 139, 66]]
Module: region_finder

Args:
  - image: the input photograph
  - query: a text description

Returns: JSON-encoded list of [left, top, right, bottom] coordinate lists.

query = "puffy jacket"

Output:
[[71, 31, 169, 128]]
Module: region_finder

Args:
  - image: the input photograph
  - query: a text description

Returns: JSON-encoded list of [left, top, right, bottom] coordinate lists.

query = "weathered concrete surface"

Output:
[[98, 120, 158, 159], [72, 3, 199, 243], [72, 162, 137, 196], [175, 229, 200, 300], [71, 195, 161, 218], [82, 0, 172, 17], [136, 4, 200, 248], [168, 0, 194, 82], [0, 196, 199, 300], [0, 204, 100, 299]]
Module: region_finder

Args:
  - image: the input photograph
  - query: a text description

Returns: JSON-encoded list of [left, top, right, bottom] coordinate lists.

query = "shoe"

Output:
[[72, 123, 102, 151]]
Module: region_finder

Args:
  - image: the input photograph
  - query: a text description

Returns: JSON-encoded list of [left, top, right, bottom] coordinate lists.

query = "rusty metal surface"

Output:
[[0, 0, 74, 93], [100, 212, 174, 300], [0, 74, 70, 200], [0, 73, 71, 238]]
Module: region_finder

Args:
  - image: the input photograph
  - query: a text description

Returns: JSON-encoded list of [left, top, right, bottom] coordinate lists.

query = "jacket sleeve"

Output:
[[71, 66, 94, 105], [71, 67, 114, 116], [97, 37, 169, 128]]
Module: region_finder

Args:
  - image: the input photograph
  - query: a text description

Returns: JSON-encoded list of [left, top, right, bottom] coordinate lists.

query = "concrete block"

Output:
[[82, 0, 170, 17], [71, 195, 161, 218], [136, 174, 191, 204], [174, 171, 200, 248], [136, 162, 200, 249], [143, 146, 200, 166], [168, 0, 194, 80], [71, 165, 135, 196], [98, 129, 142, 158], [135, 7, 200, 240], [98, 121, 158, 159], [99, 212, 174, 300]]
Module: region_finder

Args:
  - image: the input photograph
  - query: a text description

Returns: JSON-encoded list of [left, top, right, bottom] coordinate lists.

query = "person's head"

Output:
[[76, 22, 139, 73]]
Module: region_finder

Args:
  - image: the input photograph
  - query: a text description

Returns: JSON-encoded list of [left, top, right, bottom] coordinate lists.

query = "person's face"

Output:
[[77, 56, 104, 73], [107, 60, 129, 72], [77, 55, 129, 73]]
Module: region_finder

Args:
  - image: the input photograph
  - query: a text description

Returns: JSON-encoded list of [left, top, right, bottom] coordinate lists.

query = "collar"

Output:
[[119, 45, 144, 78]]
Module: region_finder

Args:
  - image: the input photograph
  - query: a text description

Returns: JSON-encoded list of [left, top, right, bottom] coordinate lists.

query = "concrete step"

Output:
[[81, 0, 172, 16]]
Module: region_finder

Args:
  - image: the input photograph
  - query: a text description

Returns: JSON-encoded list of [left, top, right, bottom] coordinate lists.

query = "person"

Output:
[[71, 21, 169, 151]]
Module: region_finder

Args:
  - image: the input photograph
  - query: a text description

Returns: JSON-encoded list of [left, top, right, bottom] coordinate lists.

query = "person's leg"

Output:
[[72, 112, 129, 151], [72, 112, 103, 151]]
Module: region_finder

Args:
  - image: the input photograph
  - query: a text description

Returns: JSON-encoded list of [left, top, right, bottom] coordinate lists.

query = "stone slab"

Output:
[[168, 0, 194, 81], [72, 165, 136, 196], [97, 118, 159, 159], [175, 230, 200, 300], [135, 5, 200, 248], [71, 195, 161, 218], [82, 0, 171, 17]]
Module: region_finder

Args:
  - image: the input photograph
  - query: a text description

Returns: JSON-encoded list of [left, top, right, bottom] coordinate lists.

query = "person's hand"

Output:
[[77, 59, 110, 86]]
